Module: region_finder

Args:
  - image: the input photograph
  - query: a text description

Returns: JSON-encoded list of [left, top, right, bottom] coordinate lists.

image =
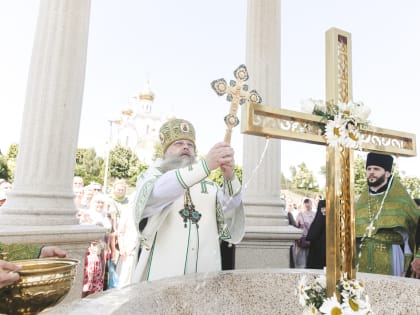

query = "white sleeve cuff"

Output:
[[175, 160, 210, 188], [223, 174, 241, 196]]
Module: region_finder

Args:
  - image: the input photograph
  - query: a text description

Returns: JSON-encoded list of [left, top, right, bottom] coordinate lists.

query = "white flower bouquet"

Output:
[[297, 273, 373, 314], [301, 99, 371, 149]]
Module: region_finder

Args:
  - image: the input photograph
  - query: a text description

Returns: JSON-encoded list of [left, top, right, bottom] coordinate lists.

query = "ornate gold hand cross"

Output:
[[211, 64, 262, 144]]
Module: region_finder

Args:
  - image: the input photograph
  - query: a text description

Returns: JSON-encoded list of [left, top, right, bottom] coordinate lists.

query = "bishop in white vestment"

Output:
[[131, 118, 245, 282]]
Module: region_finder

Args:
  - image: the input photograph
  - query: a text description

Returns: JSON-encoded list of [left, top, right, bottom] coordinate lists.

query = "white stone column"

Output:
[[1, 0, 88, 226], [0, 0, 104, 302], [236, 0, 301, 269]]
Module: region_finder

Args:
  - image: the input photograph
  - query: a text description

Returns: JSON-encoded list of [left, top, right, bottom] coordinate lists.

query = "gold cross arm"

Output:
[[241, 102, 416, 157]]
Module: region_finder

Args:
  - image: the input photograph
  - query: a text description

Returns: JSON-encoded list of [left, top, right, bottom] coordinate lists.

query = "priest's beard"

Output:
[[367, 173, 386, 188], [159, 154, 196, 173]]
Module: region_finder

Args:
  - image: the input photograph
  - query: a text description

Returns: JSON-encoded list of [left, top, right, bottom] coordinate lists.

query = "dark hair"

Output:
[[303, 198, 311, 204], [413, 198, 420, 206]]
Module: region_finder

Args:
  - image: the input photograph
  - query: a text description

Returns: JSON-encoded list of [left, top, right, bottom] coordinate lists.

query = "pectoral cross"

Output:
[[211, 64, 262, 144], [240, 27, 416, 296], [366, 224, 375, 237]]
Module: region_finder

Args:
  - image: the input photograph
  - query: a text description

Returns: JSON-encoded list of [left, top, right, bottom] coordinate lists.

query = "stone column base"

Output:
[[235, 225, 302, 269]]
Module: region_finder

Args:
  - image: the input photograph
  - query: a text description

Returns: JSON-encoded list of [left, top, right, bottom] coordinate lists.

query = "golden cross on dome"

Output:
[[211, 64, 262, 144]]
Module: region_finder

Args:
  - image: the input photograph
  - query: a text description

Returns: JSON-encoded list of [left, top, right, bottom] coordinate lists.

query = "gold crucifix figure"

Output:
[[211, 64, 262, 144]]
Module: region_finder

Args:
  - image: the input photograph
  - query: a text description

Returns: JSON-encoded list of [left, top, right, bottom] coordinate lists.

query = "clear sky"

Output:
[[1, 1, 420, 184]]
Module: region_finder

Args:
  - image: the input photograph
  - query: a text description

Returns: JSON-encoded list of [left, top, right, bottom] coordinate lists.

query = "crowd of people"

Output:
[[73, 177, 138, 296]]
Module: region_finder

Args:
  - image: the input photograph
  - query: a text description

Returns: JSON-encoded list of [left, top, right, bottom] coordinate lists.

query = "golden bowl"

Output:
[[0, 258, 79, 315]]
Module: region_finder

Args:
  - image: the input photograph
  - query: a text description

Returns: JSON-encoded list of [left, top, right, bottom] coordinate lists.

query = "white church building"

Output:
[[111, 82, 170, 164]]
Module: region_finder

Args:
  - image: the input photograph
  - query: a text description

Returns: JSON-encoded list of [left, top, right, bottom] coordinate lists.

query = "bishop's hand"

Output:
[[205, 142, 235, 179]]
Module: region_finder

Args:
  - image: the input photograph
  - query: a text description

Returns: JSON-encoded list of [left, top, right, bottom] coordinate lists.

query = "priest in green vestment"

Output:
[[355, 152, 420, 276]]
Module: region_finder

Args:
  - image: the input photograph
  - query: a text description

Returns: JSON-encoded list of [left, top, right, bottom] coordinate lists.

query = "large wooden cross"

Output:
[[240, 27, 417, 296]]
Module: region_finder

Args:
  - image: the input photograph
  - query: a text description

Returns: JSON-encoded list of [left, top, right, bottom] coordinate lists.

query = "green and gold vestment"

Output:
[[355, 177, 420, 275]]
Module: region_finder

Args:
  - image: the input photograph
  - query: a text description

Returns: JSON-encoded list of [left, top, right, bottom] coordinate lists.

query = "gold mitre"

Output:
[[159, 118, 196, 153]]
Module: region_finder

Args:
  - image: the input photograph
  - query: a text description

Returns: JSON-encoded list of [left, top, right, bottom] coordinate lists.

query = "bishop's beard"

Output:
[[159, 154, 196, 173]]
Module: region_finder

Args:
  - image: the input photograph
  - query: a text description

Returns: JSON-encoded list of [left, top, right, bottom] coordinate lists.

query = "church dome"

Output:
[[121, 107, 134, 117], [139, 81, 155, 101]]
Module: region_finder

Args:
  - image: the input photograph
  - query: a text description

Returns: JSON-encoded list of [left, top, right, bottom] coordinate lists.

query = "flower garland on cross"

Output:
[[301, 98, 371, 149]]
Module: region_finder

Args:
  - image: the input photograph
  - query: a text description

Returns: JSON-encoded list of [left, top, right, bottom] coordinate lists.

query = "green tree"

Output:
[[109, 145, 135, 179], [354, 155, 367, 197], [6, 144, 18, 159], [1, 144, 19, 181], [0, 154, 9, 180], [74, 148, 104, 184], [400, 176, 420, 198], [108, 144, 148, 186], [292, 162, 318, 192]]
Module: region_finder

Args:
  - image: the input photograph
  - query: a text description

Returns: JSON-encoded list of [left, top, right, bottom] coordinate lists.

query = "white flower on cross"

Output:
[[301, 99, 370, 150]]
